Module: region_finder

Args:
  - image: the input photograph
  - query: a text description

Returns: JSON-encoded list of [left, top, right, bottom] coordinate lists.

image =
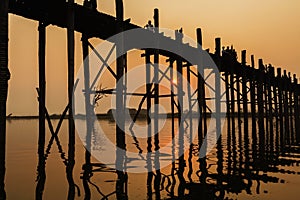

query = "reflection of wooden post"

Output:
[[36, 21, 46, 200]]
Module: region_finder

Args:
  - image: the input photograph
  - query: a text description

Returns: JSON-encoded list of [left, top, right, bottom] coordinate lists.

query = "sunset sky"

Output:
[[7, 0, 300, 115]]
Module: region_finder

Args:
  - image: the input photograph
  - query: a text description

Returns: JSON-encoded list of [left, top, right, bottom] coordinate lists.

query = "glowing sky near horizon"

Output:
[[6, 0, 300, 115]]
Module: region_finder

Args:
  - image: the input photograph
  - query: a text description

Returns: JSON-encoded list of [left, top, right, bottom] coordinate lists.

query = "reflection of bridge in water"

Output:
[[1, 0, 300, 199]]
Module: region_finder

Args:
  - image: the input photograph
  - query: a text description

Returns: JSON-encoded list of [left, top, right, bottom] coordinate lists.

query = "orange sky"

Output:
[[7, 0, 300, 115]]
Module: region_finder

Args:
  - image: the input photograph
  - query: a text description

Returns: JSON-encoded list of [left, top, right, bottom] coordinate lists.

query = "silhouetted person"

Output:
[[145, 20, 154, 32]]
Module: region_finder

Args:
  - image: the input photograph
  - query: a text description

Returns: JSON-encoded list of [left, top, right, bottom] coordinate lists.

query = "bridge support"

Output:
[[0, 0, 9, 198]]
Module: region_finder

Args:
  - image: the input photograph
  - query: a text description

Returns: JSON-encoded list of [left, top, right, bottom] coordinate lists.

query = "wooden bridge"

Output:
[[1, 1, 300, 199]]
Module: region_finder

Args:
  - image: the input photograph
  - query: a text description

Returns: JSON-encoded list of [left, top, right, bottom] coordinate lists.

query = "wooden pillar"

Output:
[[236, 59, 242, 138], [175, 29, 186, 198], [288, 73, 294, 143], [145, 51, 152, 152], [36, 21, 46, 200], [294, 75, 300, 143], [267, 66, 274, 155], [175, 30, 184, 158], [115, 1, 127, 198], [215, 38, 221, 140], [241, 50, 248, 137], [230, 58, 235, 142], [258, 59, 265, 155], [196, 28, 204, 147], [82, 35, 92, 165], [277, 68, 284, 151], [153, 8, 160, 150], [283, 70, 290, 146], [0, 0, 9, 198], [272, 67, 279, 154], [67, 0, 75, 199], [250, 55, 257, 148]]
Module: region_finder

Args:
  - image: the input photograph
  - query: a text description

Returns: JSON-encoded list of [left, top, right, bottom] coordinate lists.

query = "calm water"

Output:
[[4, 118, 300, 199]]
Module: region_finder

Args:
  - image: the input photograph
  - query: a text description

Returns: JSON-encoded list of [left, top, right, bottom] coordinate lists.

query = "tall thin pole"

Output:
[[153, 8, 160, 151], [67, 0, 75, 199], [0, 0, 9, 198], [241, 50, 248, 136], [36, 21, 46, 200], [115, 1, 127, 199]]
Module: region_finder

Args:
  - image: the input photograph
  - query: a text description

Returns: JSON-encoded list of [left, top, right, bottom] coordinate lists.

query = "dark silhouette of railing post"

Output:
[[0, 0, 9, 198]]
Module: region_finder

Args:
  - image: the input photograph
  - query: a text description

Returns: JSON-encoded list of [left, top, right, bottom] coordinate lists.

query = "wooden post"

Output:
[[153, 8, 160, 150], [36, 22, 46, 200], [196, 28, 204, 147], [215, 38, 221, 141], [272, 67, 279, 154], [67, 1, 75, 199], [0, 0, 9, 198], [175, 30, 186, 193], [288, 73, 294, 143], [82, 35, 92, 166], [283, 70, 290, 146], [145, 51, 152, 152], [294, 75, 299, 143], [241, 50, 248, 138], [258, 59, 265, 155], [267, 66, 274, 156], [230, 57, 235, 144], [175, 29, 184, 157], [115, 1, 127, 198], [236, 57, 242, 139], [250, 55, 257, 149], [277, 68, 284, 151]]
